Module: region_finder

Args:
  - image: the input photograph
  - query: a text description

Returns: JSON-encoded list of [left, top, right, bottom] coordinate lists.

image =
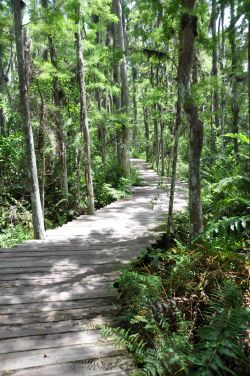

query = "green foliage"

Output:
[[192, 281, 250, 376], [224, 133, 250, 145], [103, 229, 249, 375], [0, 224, 32, 248]]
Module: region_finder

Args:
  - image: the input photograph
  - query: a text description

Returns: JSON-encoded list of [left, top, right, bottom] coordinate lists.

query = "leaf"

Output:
[[224, 133, 250, 145]]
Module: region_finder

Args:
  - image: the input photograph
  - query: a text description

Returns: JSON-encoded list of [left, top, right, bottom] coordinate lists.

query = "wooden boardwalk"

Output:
[[0, 159, 187, 376]]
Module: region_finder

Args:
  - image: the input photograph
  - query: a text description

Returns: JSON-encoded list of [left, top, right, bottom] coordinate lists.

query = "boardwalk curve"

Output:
[[0, 159, 187, 376]]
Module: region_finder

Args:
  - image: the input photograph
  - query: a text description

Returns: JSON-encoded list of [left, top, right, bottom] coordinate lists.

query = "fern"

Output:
[[224, 133, 250, 145], [212, 175, 250, 194], [204, 215, 250, 237], [192, 281, 250, 376]]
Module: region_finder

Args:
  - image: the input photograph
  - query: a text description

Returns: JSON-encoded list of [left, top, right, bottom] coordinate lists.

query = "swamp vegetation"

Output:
[[0, 0, 249, 374]]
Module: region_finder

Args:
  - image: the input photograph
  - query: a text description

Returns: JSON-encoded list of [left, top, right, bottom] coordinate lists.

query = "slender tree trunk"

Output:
[[0, 45, 5, 135], [132, 66, 138, 156], [167, 0, 199, 241], [37, 83, 46, 214], [75, 2, 95, 215], [220, 5, 226, 150], [95, 88, 106, 164], [167, 97, 181, 239], [160, 118, 165, 176], [186, 59, 203, 238], [211, 0, 219, 152], [248, 17, 250, 136], [13, 0, 45, 239], [230, 0, 239, 158], [41, 0, 68, 197], [143, 107, 150, 162], [93, 15, 106, 165], [113, 0, 130, 178], [153, 105, 159, 172]]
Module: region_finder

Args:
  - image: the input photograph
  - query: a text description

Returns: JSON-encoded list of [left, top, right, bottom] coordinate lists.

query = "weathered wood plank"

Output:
[[0, 304, 117, 324], [0, 288, 114, 305], [0, 343, 124, 371], [0, 316, 114, 339], [0, 296, 113, 316], [0, 330, 109, 354], [4, 356, 133, 376]]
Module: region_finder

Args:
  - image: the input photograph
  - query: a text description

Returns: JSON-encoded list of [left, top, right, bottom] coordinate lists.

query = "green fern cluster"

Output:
[[192, 281, 250, 376]]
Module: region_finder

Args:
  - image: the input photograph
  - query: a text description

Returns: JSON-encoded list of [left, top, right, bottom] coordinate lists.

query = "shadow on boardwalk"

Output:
[[0, 159, 187, 376]]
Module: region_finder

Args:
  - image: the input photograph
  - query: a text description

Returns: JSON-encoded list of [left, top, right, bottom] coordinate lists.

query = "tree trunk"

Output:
[[75, 2, 95, 215], [160, 118, 165, 176], [132, 66, 138, 156], [41, 0, 68, 197], [248, 17, 250, 136], [13, 0, 45, 239], [167, 0, 200, 241], [113, 0, 130, 178], [37, 82, 46, 214], [211, 0, 219, 152], [153, 105, 159, 173], [230, 0, 239, 158], [143, 107, 150, 162], [186, 59, 203, 238], [0, 45, 5, 135], [220, 4, 226, 150]]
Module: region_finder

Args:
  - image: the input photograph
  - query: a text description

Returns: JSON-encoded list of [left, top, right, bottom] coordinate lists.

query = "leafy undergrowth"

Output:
[[102, 233, 250, 376]]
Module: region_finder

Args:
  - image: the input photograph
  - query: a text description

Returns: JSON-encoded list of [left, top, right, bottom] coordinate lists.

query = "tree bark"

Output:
[[143, 107, 150, 162], [41, 0, 69, 197], [160, 118, 165, 176], [37, 82, 46, 214], [113, 0, 130, 178], [153, 105, 159, 173], [167, 0, 202, 241], [211, 0, 219, 152], [230, 0, 239, 158], [75, 2, 95, 215], [186, 59, 203, 238], [132, 66, 138, 157], [248, 17, 250, 136], [0, 45, 5, 135], [13, 0, 45, 239], [220, 4, 226, 150]]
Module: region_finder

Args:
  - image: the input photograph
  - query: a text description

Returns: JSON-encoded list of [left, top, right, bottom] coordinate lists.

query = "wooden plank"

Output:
[[0, 245, 147, 258], [0, 288, 114, 305], [0, 279, 114, 297], [0, 265, 119, 280], [0, 249, 141, 267], [0, 305, 117, 324], [0, 343, 124, 371], [0, 272, 118, 289], [0, 316, 114, 339], [0, 296, 114, 314], [4, 356, 133, 376], [0, 262, 129, 275], [0, 330, 109, 354]]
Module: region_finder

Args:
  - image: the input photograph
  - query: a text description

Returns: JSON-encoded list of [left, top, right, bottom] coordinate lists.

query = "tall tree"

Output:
[[0, 44, 5, 134], [113, 0, 130, 178], [211, 0, 219, 152], [13, 0, 45, 239], [167, 0, 203, 240], [41, 0, 69, 198], [75, 1, 95, 215], [229, 0, 239, 157]]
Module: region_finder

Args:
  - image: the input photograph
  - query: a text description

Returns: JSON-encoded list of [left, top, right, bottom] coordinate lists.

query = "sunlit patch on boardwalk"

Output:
[[0, 159, 187, 376]]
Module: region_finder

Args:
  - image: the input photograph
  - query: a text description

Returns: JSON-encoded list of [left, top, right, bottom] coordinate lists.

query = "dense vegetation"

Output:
[[0, 0, 249, 374]]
